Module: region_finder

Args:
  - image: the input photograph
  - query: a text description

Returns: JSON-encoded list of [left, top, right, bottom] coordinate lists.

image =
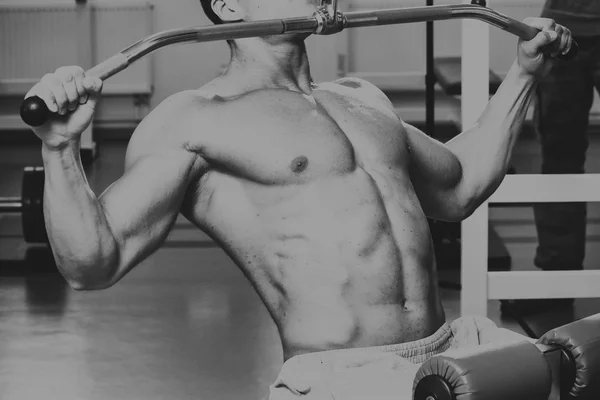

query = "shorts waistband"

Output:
[[291, 322, 453, 366]]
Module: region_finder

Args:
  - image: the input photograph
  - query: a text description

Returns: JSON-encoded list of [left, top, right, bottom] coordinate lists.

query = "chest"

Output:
[[198, 87, 409, 185]]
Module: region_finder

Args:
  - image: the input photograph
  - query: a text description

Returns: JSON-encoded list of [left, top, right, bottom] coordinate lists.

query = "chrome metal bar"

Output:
[[83, 4, 553, 82], [105, 4, 541, 81], [343, 5, 536, 40]]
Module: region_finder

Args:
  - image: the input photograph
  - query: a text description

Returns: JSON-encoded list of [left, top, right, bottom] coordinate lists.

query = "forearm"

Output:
[[42, 141, 118, 288], [445, 60, 538, 214]]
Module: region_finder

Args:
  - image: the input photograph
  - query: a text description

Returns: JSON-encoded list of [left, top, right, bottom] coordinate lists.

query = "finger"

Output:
[[82, 76, 103, 94], [73, 69, 87, 104], [26, 84, 58, 114], [561, 28, 573, 56], [82, 77, 103, 108], [55, 66, 84, 110], [549, 25, 564, 57], [523, 17, 556, 32], [522, 30, 558, 57], [556, 29, 570, 57], [41, 74, 68, 115], [61, 78, 79, 112], [75, 78, 88, 105]]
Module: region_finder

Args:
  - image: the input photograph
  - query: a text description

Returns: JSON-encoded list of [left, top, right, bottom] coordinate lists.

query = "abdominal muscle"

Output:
[[272, 226, 445, 360], [191, 167, 446, 361]]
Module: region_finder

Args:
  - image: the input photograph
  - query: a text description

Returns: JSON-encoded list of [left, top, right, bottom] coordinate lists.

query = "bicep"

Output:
[[98, 147, 201, 281], [96, 92, 208, 282], [403, 123, 461, 185], [403, 122, 465, 221]]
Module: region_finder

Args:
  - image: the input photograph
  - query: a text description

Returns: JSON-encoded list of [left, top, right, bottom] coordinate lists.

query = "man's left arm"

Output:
[[405, 18, 571, 222], [405, 60, 537, 221]]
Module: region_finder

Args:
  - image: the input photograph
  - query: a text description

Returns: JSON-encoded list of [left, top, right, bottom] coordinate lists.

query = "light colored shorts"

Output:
[[267, 316, 534, 400]]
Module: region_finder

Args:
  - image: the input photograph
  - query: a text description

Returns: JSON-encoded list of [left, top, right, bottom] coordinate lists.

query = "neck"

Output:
[[222, 37, 314, 95]]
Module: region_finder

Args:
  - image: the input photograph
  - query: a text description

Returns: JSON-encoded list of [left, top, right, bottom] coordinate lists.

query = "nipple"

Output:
[[290, 156, 309, 174]]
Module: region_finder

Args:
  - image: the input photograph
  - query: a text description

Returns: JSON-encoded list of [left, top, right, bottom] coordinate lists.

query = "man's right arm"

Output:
[[41, 91, 207, 290]]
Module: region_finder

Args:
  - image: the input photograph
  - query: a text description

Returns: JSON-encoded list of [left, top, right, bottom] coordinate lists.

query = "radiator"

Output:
[[0, 1, 154, 96]]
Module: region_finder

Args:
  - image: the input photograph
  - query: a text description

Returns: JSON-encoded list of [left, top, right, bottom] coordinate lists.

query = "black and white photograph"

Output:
[[1, 0, 599, 399]]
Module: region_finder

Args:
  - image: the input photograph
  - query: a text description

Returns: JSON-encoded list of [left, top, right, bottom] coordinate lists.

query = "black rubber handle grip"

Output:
[[20, 96, 50, 127]]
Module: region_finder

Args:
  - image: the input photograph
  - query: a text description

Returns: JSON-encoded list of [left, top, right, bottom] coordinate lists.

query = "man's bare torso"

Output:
[[178, 78, 445, 360]]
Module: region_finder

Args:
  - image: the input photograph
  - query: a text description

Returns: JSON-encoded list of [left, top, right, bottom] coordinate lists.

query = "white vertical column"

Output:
[[76, 2, 96, 159], [461, 205, 490, 316], [461, 0, 490, 129], [460, 0, 491, 317]]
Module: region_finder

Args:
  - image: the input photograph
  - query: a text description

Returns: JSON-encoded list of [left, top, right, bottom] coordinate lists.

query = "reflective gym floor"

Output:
[[1, 132, 600, 400]]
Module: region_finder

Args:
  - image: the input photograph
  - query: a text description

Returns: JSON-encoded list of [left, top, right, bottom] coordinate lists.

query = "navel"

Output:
[[290, 156, 309, 174]]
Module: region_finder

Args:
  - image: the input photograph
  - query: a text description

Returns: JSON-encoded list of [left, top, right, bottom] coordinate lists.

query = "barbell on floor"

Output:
[[0, 166, 48, 244]]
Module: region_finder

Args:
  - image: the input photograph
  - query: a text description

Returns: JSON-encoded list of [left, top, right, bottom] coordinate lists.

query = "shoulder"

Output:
[[128, 90, 216, 148], [137, 90, 214, 135], [124, 90, 216, 167]]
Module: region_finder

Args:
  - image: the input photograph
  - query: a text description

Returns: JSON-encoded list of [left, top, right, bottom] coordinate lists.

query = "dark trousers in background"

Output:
[[534, 36, 600, 271]]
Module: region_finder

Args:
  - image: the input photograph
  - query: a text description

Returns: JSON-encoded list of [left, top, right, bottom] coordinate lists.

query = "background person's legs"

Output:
[[503, 38, 598, 316], [533, 39, 597, 274]]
